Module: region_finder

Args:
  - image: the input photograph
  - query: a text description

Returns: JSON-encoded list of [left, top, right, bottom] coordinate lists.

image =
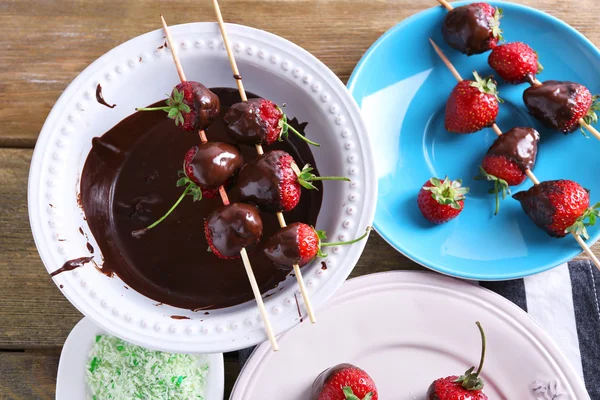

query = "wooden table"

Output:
[[1, 0, 598, 398]]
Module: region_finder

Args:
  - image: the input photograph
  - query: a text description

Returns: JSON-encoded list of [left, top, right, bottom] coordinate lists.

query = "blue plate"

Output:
[[348, 1, 600, 280]]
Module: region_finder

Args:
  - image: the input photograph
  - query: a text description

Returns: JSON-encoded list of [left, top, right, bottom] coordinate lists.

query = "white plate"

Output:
[[28, 23, 376, 353], [56, 317, 224, 400], [230, 271, 589, 399]]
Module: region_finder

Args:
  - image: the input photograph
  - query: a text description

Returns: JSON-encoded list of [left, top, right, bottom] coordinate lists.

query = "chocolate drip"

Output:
[[487, 127, 540, 171], [50, 257, 94, 277], [80, 88, 322, 310], [442, 4, 495, 55], [95, 84, 116, 108], [523, 80, 584, 133]]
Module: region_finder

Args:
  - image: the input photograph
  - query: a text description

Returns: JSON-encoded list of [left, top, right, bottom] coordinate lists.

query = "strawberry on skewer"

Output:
[[205, 203, 263, 259], [488, 42, 543, 85], [441, 2, 502, 55]]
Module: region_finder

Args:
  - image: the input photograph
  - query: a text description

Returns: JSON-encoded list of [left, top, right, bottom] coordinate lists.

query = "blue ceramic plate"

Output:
[[348, 1, 600, 280]]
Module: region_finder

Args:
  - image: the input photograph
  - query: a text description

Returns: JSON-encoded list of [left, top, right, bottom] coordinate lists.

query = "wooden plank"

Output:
[[0, 349, 240, 399], [1, 0, 598, 147]]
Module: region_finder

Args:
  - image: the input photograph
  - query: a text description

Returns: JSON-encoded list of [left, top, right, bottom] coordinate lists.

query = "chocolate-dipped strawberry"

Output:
[[475, 127, 540, 215], [442, 2, 502, 56], [131, 143, 242, 237], [312, 363, 378, 400], [523, 80, 599, 134], [513, 180, 600, 238], [205, 202, 263, 259], [264, 223, 371, 269], [223, 98, 320, 147], [231, 150, 349, 213], [136, 81, 220, 132]]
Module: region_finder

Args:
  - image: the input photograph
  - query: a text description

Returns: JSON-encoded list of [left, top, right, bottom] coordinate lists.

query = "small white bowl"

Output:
[[28, 23, 376, 353], [56, 317, 224, 399]]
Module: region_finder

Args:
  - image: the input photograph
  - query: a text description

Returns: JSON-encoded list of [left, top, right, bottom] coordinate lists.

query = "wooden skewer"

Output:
[[430, 37, 600, 271], [162, 16, 278, 350], [437, 0, 454, 10], [212, 0, 317, 324]]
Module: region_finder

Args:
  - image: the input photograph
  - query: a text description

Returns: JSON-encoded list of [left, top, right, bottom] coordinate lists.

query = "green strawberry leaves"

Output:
[[295, 163, 350, 190], [276, 104, 321, 147], [176, 172, 203, 202], [423, 177, 469, 210], [582, 95, 600, 137], [454, 322, 487, 392], [315, 227, 371, 259], [136, 88, 191, 126], [342, 387, 373, 400], [491, 7, 504, 42], [565, 202, 600, 239], [474, 166, 510, 216], [470, 71, 503, 103]]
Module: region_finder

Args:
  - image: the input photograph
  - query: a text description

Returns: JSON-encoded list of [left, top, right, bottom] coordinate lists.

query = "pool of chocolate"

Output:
[[81, 88, 322, 310]]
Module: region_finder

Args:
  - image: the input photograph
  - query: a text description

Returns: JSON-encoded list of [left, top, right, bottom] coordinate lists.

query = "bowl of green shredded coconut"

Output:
[[56, 318, 224, 400]]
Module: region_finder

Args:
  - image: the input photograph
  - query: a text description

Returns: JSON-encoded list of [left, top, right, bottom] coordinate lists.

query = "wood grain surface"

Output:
[[1, 0, 599, 398]]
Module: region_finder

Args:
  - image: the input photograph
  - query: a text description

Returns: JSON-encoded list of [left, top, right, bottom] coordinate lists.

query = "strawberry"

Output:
[[232, 150, 349, 213], [426, 322, 488, 400], [263, 223, 371, 269], [488, 42, 543, 84], [312, 364, 378, 400], [475, 127, 540, 215], [445, 72, 501, 133], [204, 203, 263, 259], [224, 98, 320, 147], [136, 81, 220, 132], [418, 177, 469, 224], [523, 80, 600, 134], [513, 180, 600, 238], [442, 2, 502, 56]]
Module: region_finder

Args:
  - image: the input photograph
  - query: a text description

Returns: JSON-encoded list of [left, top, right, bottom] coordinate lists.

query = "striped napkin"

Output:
[[238, 261, 600, 398]]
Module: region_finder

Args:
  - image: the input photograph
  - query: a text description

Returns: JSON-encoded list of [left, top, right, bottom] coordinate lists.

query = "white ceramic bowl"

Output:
[[28, 23, 376, 353]]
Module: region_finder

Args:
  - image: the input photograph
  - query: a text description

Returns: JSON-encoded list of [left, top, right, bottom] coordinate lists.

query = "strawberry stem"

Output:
[[308, 176, 351, 182], [494, 180, 500, 216], [321, 227, 371, 247], [136, 106, 172, 112], [474, 321, 486, 377], [284, 123, 321, 147]]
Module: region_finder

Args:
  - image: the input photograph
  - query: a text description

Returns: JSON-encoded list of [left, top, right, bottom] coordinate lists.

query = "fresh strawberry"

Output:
[[232, 150, 349, 213], [445, 72, 501, 133], [204, 203, 263, 259], [312, 364, 378, 400], [523, 80, 599, 134], [136, 81, 220, 132], [263, 223, 371, 269], [224, 98, 320, 147], [513, 180, 600, 238], [476, 127, 540, 215], [442, 2, 502, 56], [426, 322, 488, 400], [418, 177, 469, 224], [488, 42, 543, 84]]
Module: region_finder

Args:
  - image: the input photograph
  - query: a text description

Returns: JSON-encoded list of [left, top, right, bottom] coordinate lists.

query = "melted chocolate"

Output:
[[206, 203, 263, 257], [487, 127, 540, 172], [442, 3, 496, 55], [523, 80, 584, 133], [80, 88, 322, 310], [311, 364, 358, 400], [86, 242, 95, 254], [223, 98, 275, 145], [185, 142, 243, 187], [264, 223, 302, 269], [50, 257, 94, 277], [513, 181, 562, 237], [96, 84, 116, 109]]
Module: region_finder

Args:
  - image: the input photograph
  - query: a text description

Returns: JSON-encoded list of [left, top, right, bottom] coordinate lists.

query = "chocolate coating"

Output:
[[176, 81, 220, 131], [185, 142, 243, 188], [264, 223, 302, 269], [523, 80, 583, 133], [80, 88, 322, 310], [205, 203, 263, 257], [223, 98, 269, 145], [487, 127, 540, 172], [442, 3, 495, 55], [513, 182, 557, 236], [311, 364, 358, 400], [50, 256, 94, 277]]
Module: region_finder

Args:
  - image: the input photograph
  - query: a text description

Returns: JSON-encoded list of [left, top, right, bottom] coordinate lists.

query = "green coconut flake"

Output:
[[86, 335, 208, 400]]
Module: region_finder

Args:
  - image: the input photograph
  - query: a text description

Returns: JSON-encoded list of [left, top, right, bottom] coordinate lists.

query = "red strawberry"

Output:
[[426, 322, 488, 400], [312, 364, 378, 400], [476, 127, 540, 215], [523, 80, 599, 134], [224, 98, 320, 147], [232, 150, 349, 213], [204, 203, 263, 259], [513, 180, 600, 238], [418, 177, 469, 224], [442, 2, 502, 56], [445, 72, 501, 133], [137, 81, 220, 132], [488, 42, 542, 84], [263, 223, 371, 269]]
